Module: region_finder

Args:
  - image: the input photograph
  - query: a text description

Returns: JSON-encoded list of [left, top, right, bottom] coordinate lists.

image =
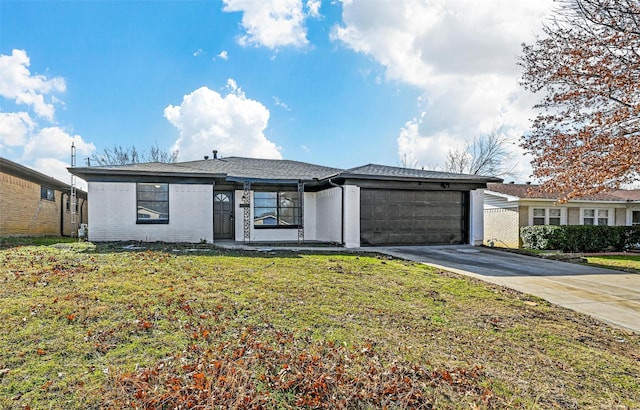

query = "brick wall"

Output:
[[0, 170, 87, 236], [61, 195, 89, 236], [1, 171, 60, 235], [484, 207, 520, 248]]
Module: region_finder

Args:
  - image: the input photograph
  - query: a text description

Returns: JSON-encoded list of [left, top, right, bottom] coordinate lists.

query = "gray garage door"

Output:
[[360, 189, 468, 246]]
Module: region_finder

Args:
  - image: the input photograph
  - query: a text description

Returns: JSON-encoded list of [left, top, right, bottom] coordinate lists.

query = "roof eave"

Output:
[[225, 176, 319, 184], [337, 173, 502, 184], [68, 167, 227, 180], [1, 157, 76, 192], [484, 190, 523, 202]]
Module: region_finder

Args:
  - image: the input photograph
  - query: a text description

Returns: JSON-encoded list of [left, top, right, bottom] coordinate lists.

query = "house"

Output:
[[1, 157, 88, 237], [483, 183, 640, 248], [68, 156, 501, 247]]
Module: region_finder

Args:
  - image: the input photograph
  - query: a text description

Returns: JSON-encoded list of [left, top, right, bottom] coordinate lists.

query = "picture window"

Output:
[[136, 183, 169, 224], [253, 191, 300, 228]]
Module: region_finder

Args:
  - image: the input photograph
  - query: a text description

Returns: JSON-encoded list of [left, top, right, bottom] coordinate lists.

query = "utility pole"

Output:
[[70, 143, 77, 236]]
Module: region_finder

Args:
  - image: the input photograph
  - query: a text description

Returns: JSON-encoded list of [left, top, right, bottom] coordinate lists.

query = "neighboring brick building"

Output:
[[0, 157, 87, 237], [484, 183, 640, 248]]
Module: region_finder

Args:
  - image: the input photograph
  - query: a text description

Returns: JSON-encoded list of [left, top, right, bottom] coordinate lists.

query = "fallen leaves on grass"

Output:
[[106, 324, 495, 409]]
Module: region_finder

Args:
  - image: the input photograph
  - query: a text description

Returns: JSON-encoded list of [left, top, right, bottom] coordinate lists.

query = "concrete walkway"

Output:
[[216, 242, 640, 333], [376, 245, 640, 334]]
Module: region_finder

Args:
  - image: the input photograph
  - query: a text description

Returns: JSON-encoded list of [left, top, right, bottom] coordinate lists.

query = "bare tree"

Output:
[[444, 131, 517, 177], [520, 0, 640, 201], [91, 142, 178, 166], [398, 152, 419, 169]]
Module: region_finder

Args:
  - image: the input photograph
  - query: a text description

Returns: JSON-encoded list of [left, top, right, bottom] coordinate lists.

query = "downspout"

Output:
[[79, 198, 85, 227], [211, 180, 215, 243], [60, 192, 67, 236], [328, 179, 344, 246]]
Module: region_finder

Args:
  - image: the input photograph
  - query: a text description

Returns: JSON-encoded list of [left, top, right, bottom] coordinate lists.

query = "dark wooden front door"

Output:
[[214, 191, 234, 240]]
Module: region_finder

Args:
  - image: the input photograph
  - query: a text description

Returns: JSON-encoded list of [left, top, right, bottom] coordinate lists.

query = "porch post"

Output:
[[243, 181, 251, 243], [298, 181, 304, 243]]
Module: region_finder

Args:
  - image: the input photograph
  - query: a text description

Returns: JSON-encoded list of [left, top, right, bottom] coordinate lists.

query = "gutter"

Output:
[[328, 178, 344, 246]]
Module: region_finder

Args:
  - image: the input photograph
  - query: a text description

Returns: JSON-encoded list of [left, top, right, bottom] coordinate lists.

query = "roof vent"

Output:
[[212, 150, 218, 159], [204, 155, 209, 160], [509, 181, 515, 184]]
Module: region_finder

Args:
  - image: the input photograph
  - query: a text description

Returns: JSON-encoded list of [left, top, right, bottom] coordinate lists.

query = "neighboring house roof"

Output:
[[1, 157, 87, 198], [70, 156, 501, 185], [608, 190, 640, 201], [485, 183, 639, 202]]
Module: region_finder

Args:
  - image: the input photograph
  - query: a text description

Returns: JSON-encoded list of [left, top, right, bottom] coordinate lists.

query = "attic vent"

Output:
[[204, 155, 209, 160], [212, 150, 218, 159]]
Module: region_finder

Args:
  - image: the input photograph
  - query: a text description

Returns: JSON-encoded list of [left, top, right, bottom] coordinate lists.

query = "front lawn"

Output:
[[585, 254, 640, 273], [0, 242, 638, 409]]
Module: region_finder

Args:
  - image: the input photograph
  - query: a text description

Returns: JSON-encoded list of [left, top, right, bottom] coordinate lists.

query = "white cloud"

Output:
[[332, 0, 553, 178], [273, 96, 291, 111], [164, 81, 281, 161], [0, 49, 94, 189], [306, 0, 321, 18], [0, 49, 66, 120], [222, 0, 316, 49], [0, 112, 35, 148], [216, 50, 229, 60], [33, 157, 70, 184], [29, 157, 87, 190], [193, 48, 204, 57], [22, 126, 95, 160]]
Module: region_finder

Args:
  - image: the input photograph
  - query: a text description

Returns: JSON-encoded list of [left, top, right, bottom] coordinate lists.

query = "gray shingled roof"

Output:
[[70, 156, 500, 183], [343, 164, 502, 182], [176, 157, 342, 180]]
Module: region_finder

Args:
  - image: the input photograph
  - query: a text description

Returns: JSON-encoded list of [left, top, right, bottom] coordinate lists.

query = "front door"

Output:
[[214, 191, 234, 240]]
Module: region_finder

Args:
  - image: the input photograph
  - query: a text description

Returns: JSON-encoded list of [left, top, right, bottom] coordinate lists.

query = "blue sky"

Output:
[[0, 0, 553, 187]]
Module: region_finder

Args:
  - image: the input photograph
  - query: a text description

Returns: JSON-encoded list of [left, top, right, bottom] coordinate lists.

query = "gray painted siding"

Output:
[[484, 193, 517, 210]]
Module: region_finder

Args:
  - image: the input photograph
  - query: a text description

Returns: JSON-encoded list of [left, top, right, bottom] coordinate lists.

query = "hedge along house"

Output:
[[1, 157, 88, 237], [483, 183, 640, 248], [69, 156, 500, 247]]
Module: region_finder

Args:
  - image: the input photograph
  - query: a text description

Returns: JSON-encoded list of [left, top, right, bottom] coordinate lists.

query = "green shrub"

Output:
[[520, 225, 564, 250], [520, 225, 640, 252]]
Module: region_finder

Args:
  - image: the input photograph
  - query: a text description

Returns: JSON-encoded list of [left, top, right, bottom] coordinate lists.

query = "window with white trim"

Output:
[[532, 208, 562, 226], [582, 208, 609, 226], [632, 210, 640, 226]]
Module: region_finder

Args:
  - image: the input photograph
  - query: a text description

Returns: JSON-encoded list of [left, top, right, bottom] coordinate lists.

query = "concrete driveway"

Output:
[[376, 245, 640, 333]]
